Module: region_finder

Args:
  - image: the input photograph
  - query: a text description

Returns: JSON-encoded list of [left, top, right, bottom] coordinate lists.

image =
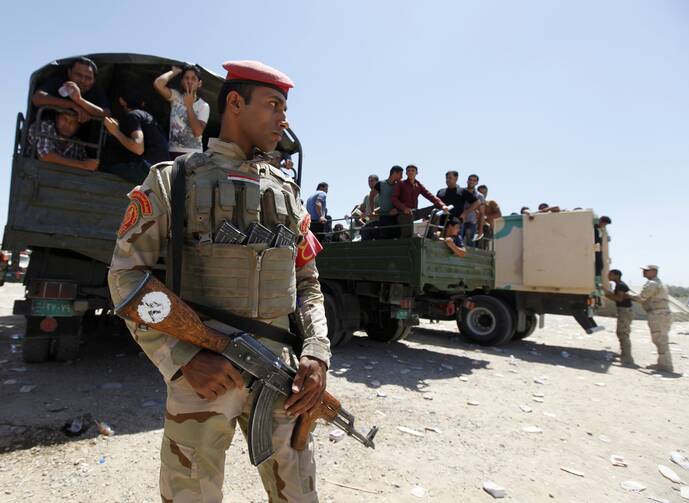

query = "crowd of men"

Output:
[[306, 165, 502, 255], [28, 56, 209, 184]]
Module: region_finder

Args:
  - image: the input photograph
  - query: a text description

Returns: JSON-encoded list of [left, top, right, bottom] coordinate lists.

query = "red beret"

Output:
[[222, 60, 294, 96]]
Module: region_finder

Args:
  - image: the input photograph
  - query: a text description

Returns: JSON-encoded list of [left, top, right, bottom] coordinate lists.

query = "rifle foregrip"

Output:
[[291, 391, 341, 451]]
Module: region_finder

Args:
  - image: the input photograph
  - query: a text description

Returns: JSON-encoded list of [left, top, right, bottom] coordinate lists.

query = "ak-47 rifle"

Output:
[[114, 272, 378, 466]]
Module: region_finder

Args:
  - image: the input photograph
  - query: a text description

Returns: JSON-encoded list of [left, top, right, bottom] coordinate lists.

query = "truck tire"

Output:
[[512, 313, 538, 341], [365, 316, 410, 342], [457, 295, 515, 346], [324, 293, 344, 347]]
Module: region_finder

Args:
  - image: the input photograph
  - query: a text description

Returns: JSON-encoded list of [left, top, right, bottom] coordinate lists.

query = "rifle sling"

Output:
[[168, 156, 302, 356]]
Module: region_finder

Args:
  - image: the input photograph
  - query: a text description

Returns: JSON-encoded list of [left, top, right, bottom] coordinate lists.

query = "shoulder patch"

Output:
[[117, 201, 141, 238], [130, 189, 153, 216]]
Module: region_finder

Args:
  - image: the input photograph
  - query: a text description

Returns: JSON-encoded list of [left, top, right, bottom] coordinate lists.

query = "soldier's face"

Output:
[[240, 87, 288, 152]]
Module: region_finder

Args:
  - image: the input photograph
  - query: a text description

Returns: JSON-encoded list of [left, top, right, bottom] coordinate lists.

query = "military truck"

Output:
[[316, 210, 609, 347], [2, 53, 302, 362]]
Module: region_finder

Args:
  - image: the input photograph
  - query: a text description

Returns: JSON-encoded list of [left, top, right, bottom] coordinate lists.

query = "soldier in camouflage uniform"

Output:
[[108, 61, 331, 503], [629, 265, 673, 373]]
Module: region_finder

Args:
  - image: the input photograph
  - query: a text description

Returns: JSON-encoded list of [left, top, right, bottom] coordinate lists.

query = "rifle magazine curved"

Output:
[[247, 381, 279, 466]]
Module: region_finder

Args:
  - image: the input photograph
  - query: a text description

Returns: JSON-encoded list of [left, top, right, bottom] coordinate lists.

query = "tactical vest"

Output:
[[178, 152, 303, 319]]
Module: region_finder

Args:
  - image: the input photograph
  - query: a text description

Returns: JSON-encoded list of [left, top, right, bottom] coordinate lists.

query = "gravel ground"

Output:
[[1, 282, 688, 502]]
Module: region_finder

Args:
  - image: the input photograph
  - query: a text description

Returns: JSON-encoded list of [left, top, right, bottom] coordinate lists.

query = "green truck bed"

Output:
[[3, 157, 130, 264], [316, 237, 494, 295]]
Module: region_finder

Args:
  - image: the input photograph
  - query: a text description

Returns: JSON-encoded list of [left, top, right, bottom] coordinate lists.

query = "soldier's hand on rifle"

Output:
[[181, 349, 244, 401], [284, 356, 327, 417]]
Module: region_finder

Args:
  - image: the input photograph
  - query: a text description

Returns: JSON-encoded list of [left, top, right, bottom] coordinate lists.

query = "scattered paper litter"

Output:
[[397, 426, 425, 438], [425, 426, 442, 433], [370, 380, 381, 387], [621, 480, 646, 492], [681, 485, 689, 499], [410, 485, 426, 498], [594, 382, 606, 387], [599, 435, 611, 443], [329, 429, 345, 443], [441, 364, 454, 370], [3, 379, 17, 385], [459, 376, 469, 382], [519, 405, 532, 413], [560, 466, 585, 477], [658, 464, 684, 484], [561, 351, 570, 358], [543, 412, 557, 418], [19, 385, 37, 393], [534, 378, 546, 385], [671, 451, 689, 471], [647, 496, 670, 503], [483, 480, 506, 499], [423, 394, 434, 401], [533, 397, 545, 403], [376, 390, 387, 398], [467, 400, 480, 406], [522, 426, 543, 434], [508, 369, 519, 374], [610, 455, 627, 467], [532, 392, 545, 398]]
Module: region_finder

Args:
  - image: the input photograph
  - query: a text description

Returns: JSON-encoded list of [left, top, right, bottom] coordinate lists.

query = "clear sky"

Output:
[[1, 1, 687, 285]]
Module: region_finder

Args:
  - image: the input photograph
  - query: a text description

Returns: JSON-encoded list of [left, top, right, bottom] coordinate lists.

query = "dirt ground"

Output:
[[1, 282, 688, 503]]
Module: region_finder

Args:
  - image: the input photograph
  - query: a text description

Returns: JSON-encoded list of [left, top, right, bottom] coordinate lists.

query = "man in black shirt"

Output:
[[436, 170, 480, 224], [605, 269, 635, 365], [103, 89, 170, 184], [31, 57, 110, 123]]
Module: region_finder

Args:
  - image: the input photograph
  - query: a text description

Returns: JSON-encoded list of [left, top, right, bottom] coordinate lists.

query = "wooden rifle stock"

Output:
[[292, 391, 341, 450]]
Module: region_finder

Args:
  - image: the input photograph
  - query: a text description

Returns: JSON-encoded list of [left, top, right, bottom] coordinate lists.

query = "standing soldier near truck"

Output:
[[629, 265, 674, 373], [605, 269, 634, 365], [108, 60, 331, 502]]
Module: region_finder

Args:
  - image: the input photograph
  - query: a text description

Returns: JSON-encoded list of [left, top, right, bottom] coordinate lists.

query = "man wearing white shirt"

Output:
[[154, 64, 210, 157]]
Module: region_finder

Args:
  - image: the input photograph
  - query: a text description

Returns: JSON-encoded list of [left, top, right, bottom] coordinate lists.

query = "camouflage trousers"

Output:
[[615, 307, 634, 363], [159, 376, 318, 503], [647, 310, 673, 371]]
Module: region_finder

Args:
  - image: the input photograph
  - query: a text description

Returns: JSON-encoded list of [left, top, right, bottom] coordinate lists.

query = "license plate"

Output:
[[31, 299, 74, 317], [395, 309, 409, 320]]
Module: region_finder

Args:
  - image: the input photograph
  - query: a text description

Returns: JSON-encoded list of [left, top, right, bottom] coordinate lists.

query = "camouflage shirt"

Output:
[[108, 138, 331, 381]]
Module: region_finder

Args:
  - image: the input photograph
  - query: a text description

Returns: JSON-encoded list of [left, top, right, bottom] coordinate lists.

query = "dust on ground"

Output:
[[1, 283, 687, 503]]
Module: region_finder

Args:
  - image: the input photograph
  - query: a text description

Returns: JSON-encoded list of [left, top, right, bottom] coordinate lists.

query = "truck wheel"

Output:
[[365, 316, 410, 342], [324, 293, 344, 347], [512, 313, 538, 341], [457, 295, 515, 346]]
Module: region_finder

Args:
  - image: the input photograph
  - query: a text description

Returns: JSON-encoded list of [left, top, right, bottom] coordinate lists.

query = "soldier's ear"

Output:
[[226, 90, 244, 114]]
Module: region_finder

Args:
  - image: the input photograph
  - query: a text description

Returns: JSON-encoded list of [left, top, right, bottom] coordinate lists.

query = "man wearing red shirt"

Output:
[[392, 164, 448, 237]]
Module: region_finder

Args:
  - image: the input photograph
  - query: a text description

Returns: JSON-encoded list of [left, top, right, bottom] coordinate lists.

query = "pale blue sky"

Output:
[[1, 1, 687, 284]]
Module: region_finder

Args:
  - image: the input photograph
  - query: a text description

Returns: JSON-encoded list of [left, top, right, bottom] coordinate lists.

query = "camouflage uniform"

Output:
[[109, 138, 331, 502], [631, 277, 673, 372]]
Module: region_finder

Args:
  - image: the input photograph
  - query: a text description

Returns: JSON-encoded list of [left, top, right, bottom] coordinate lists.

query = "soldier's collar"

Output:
[[207, 138, 248, 161]]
